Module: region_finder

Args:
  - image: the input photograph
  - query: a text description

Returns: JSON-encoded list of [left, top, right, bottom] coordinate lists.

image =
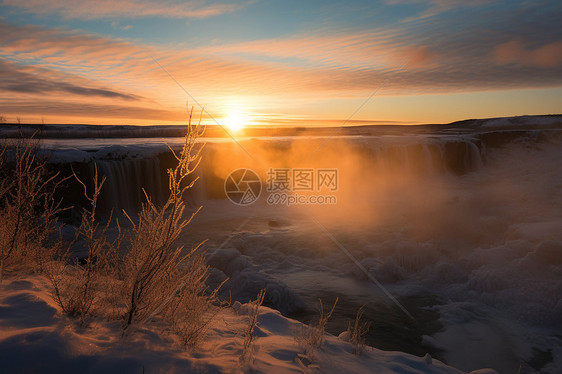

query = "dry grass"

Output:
[[348, 306, 371, 355], [294, 298, 338, 356], [240, 288, 266, 366]]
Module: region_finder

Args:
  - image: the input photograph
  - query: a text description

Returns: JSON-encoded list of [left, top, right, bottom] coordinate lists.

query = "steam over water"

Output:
[[10, 117, 562, 373]]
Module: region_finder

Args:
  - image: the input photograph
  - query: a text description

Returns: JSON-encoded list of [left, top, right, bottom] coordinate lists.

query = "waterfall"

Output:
[[91, 157, 164, 215], [362, 138, 483, 176], [48, 136, 487, 217], [466, 141, 483, 171]]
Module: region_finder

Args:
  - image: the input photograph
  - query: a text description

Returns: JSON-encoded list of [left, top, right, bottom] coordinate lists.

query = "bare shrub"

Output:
[[119, 108, 215, 342], [348, 306, 371, 355], [240, 288, 266, 366], [0, 134, 64, 282], [163, 254, 225, 346], [294, 298, 338, 355], [46, 165, 120, 323], [1, 108, 217, 347]]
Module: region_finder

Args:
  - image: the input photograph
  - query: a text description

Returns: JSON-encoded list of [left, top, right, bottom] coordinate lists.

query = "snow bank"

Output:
[[0, 275, 493, 374], [478, 115, 561, 129]]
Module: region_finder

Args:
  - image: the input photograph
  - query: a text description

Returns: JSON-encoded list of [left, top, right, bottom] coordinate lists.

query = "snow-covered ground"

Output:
[[470, 115, 562, 129], [0, 274, 493, 374]]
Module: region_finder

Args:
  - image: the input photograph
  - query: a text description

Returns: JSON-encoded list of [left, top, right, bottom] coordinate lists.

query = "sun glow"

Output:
[[223, 108, 248, 132]]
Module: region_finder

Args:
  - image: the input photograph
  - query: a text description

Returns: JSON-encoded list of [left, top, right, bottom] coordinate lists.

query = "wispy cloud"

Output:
[[384, 0, 493, 21], [111, 21, 133, 31], [1, 0, 255, 20], [2, 17, 561, 95], [199, 32, 441, 72], [0, 22, 145, 62], [495, 40, 562, 68], [2, 99, 184, 120], [0, 59, 140, 100], [2, 19, 561, 100], [0, 0, 561, 125]]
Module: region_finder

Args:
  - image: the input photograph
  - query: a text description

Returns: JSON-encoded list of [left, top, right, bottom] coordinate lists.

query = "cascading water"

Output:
[[90, 157, 165, 214], [40, 134, 487, 217]]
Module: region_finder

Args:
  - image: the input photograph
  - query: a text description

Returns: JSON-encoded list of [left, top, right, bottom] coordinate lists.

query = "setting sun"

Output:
[[223, 109, 248, 132]]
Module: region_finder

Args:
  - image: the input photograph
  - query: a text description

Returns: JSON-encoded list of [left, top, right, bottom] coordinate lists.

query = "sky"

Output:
[[0, 0, 561, 126]]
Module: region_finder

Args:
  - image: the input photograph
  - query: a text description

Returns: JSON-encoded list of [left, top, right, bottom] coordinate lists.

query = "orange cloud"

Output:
[[495, 40, 562, 68], [196, 30, 435, 70], [1, 20, 561, 125], [533, 42, 562, 68], [495, 40, 526, 64], [385, 0, 492, 21], [0, 59, 140, 100], [394, 45, 438, 68], [2, 99, 184, 120]]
